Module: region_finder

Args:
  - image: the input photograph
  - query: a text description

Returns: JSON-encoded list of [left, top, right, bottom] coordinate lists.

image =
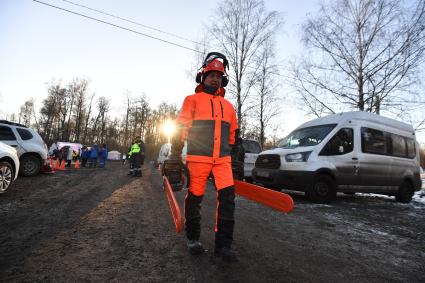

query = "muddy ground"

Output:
[[0, 161, 424, 282]]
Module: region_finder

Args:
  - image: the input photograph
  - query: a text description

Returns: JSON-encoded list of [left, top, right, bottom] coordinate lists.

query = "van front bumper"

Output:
[[252, 168, 315, 191]]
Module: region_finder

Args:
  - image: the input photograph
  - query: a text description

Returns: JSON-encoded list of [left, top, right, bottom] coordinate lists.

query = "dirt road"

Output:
[[1, 162, 424, 282]]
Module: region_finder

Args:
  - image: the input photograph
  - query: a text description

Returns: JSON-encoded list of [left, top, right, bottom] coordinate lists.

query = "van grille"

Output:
[[255, 154, 281, 169]]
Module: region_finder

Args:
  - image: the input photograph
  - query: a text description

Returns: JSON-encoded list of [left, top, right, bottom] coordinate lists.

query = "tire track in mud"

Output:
[[0, 163, 133, 279], [1, 163, 425, 282]]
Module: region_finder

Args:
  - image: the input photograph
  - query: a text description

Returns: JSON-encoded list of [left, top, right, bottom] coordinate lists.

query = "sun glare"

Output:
[[163, 120, 176, 142]]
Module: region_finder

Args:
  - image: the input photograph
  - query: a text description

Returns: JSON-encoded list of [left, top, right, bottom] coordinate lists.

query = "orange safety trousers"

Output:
[[184, 161, 235, 248], [187, 161, 234, 195]]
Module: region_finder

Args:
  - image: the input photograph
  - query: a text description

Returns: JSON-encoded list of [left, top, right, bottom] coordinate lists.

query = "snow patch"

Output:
[[412, 188, 425, 205]]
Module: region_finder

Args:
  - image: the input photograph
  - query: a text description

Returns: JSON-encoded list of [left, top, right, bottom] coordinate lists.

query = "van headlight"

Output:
[[285, 151, 312, 162]]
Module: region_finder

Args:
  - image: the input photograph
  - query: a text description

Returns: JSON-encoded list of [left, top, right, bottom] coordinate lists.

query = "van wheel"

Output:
[[20, 155, 41, 177], [395, 181, 413, 203], [309, 175, 336, 203], [0, 161, 13, 194]]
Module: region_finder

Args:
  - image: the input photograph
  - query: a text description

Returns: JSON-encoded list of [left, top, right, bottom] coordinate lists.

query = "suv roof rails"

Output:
[[0, 120, 28, 128]]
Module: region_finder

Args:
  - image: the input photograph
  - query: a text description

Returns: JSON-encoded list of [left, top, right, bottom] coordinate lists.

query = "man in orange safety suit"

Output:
[[170, 52, 241, 262]]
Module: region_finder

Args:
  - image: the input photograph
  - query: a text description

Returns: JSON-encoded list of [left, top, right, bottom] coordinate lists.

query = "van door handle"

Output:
[[11, 145, 18, 147], [352, 157, 358, 160]]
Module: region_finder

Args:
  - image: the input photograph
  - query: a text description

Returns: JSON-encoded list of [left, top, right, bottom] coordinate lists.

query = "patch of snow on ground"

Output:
[[413, 175, 425, 205], [355, 176, 425, 206], [413, 188, 425, 205]]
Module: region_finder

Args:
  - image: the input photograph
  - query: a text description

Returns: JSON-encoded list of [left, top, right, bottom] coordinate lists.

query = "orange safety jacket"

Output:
[[176, 85, 238, 164]]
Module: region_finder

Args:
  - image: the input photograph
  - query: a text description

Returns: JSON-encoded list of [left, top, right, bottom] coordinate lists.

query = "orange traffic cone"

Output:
[[58, 160, 66, 171], [74, 159, 81, 169], [54, 159, 60, 170]]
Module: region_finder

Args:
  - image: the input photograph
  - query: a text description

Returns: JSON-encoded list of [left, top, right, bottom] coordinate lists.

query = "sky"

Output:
[[0, 0, 424, 143]]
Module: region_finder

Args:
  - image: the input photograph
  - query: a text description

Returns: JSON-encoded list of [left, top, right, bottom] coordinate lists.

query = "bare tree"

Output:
[[123, 91, 132, 145], [292, 0, 425, 117], [136, 94, 150, 140], [82, 93, 95, 144], [208, 0, 282, 131], [251, 38, 280, 148], [70, 78, 89, 142], [92, 96, 110, 143], [187, 35, 211, 82], [18, 99, 35, 127], [40, 81, 64, 142]]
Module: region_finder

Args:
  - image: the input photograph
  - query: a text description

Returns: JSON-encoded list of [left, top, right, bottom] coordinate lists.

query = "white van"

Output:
[[252, 112, 422, 203]]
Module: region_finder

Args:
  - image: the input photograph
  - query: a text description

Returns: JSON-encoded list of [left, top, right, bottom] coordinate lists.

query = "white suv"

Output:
[[0, 141, 20, 193], [0, 121, 48, 176], [242, 139, 262, 182]]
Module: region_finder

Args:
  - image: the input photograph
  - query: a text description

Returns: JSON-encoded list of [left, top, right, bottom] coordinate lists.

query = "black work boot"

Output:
[[214, 246, 238, 262], [187, 240, 204, 255]]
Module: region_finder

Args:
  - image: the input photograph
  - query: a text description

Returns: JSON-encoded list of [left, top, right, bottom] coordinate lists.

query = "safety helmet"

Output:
[[196, 52, 229, 87], [203, 59, 225, 74]]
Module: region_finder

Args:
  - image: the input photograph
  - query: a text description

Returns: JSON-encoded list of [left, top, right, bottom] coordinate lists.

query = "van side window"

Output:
[[361, 128, 389, 155], [0, 126, 16, 141], [319, 128, 353, 156], [406, 138, 416, 158], [362, 127, 416, 158], [391, 133, 407, 157]]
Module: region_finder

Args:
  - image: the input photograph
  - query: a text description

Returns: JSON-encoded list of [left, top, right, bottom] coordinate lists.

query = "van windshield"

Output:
[[278, 124, 337, 149]]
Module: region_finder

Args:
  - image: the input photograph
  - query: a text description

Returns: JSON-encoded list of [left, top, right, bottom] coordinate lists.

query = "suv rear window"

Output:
[[0, 126, 16, 140], [243, 140, 262, 153], [16, 128, 33, 140]]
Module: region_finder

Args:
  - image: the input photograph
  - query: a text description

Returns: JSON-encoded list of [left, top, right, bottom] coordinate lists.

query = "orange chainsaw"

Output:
[[163, 160, 293, 233]]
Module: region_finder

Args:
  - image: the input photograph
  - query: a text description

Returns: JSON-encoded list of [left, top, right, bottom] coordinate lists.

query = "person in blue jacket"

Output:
[[99, 144, 108, 168], [80, 146, 89, 167], [89, 143, 99, 167]]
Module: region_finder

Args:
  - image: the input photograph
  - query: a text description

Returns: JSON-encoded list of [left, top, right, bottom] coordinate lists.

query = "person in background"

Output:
[[80, 146, 89, 167], [99, 144, 108, 168], [128, 139, 144, 177], [59, 146, 67, 166], [72, 149, 79, 162], [53, 147, 60, 160], [89, 143, 99, 167], [122, 153, 127, 165], [66, 146, 73, 167], [49, 142, 58, 158]]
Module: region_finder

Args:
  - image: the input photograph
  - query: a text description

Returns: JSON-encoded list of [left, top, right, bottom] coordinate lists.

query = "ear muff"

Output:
[[196, 72, 202, 84], [221, 76, 228, 87]]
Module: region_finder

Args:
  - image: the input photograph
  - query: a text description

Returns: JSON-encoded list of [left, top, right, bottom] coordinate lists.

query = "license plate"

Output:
[[257, 170, 269, 177]]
